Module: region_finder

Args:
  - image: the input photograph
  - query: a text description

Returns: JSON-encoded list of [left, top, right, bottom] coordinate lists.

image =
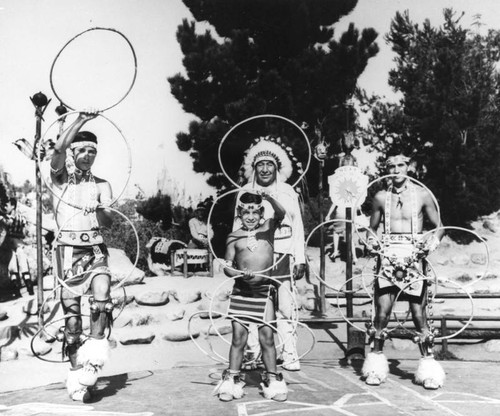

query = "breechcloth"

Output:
[[378, 233, 424, 298], [55, 243, 109, 299], [229, 280, 274, 325]]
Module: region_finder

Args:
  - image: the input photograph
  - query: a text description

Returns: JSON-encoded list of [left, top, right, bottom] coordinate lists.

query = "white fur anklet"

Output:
[[414, 356, 445, 389], [261, 374, 288, 402], [362, 352, 389, 385], [213, 371, 245, 401], [66, 368, 90, 402], [77, 337, 110, 387]]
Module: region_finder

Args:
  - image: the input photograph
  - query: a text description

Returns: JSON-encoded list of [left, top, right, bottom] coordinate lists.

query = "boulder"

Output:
[[43, 275, 56, 291], [108, 248, 145, 286], [163, 322, 199, 342], [0, 326, 20, 346], [207, 321, 232, 336], [19, 344, 52, 357], [484, 340, 500, 352], [470, 253, 487, 265], [196, 292, 227, 319], [483, 219, 497, 233], [135, 291, 169, 306], [0, 311, 7, 321], [171, 288, 201, 304], [451, 254, 469, 266], [0, 347, 18, 361], [119, 328, 156, 345], [165, 305, 185, 321]]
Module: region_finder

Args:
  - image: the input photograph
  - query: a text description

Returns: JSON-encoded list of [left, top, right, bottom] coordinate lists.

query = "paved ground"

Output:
[[1, 358, 500, 416]]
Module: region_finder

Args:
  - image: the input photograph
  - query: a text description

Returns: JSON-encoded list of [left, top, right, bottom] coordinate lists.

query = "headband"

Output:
[[386, 155, 410, 167], [70, 141, 97, 151]]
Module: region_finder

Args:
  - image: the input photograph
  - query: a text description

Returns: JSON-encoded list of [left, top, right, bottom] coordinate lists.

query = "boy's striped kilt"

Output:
[[227, 286, 271, 324]]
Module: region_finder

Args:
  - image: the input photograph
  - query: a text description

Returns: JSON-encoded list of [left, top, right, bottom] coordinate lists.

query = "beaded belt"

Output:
[[57, 229, 104, 246]]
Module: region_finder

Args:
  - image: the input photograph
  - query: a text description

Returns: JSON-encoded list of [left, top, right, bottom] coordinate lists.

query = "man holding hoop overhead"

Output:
[[234, 136, 306, 371], [51, 110, 114, 402], [363, 153, 444, 390]]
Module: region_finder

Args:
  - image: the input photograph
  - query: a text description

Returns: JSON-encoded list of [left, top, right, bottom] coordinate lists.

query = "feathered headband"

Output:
[[241, 136, 303, 183]]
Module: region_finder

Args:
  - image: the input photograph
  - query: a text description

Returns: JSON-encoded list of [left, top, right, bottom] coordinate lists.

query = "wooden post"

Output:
[[346, 206, 365, 360], [170, 250, 176, 274], [318, 159, 327, 315], [183, 249, 188, 278], [34, 105, 45, 327], [208, 251, 213, 277]]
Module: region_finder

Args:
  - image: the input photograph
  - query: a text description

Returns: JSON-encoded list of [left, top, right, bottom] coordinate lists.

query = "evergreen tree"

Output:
[[169, 0, 378, 194], [136, 192, 173, 230], [364, 9, 500, 227]]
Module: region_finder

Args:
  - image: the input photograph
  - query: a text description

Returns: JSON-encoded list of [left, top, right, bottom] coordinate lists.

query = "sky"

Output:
[[0, 0, 499, 204]]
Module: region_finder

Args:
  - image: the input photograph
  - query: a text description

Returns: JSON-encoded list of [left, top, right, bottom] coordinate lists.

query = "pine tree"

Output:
[[169, 0, 378, 194], [364, 9, 500, 227]]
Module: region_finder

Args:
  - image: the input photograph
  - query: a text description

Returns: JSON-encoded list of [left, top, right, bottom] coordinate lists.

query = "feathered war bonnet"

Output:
[[240, 136, 303, 184]]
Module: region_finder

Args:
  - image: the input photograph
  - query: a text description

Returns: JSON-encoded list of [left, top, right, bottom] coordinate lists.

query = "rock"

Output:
[[197, 292, 227, 319], [119, 328, 156, 345], [451, 254, 469, 266], [300, 296, 316, 311], [171, 288, 201, 304], [0, 347, 18, 361], [19, 344, 52, 357], [204, 289, 231, 302], [135, 291, 169, 306], [454, 273, 473, 283], [113, 313, 133, 328], [43, 275, 55, 291], [297, 287, 316, 311], [435, 258, 449, 266], [165, 305, 185, 321], [483, 219, 497, 233], [391, 338, 417, 351], [163, 323, 199, 342], [112, 294, 136, 310], [0, 326, 20, 345], [197, 310, 223, 319], [108, 248, 146, 286], [470, 253, 487, 265], [207, 321, 232, 336], [0, 311, 7, 321], [108, 337, 118, 349], [484, 340, 500, 352]]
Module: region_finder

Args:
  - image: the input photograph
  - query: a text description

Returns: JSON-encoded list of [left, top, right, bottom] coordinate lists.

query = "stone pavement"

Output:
[[1, 358, 500, 416]]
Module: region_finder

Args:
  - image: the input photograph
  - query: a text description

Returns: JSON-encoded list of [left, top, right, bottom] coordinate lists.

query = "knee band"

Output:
[[61, 327, 83, 345], [89, 297, 114, 315]]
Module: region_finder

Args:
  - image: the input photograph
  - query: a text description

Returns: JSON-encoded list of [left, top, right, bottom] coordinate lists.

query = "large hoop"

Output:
[[38, 111, 132, 210], [393, 277, 474, 341], [50, 27, 137, 112], [52, 205, 140, 297], [422, 226, 491, 288], [206, 274, 300, 350], [206, 188, 292, 276], [218, 114, 311, 189], [353, 174, 441, 248], [30, 313, 112, 363]]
